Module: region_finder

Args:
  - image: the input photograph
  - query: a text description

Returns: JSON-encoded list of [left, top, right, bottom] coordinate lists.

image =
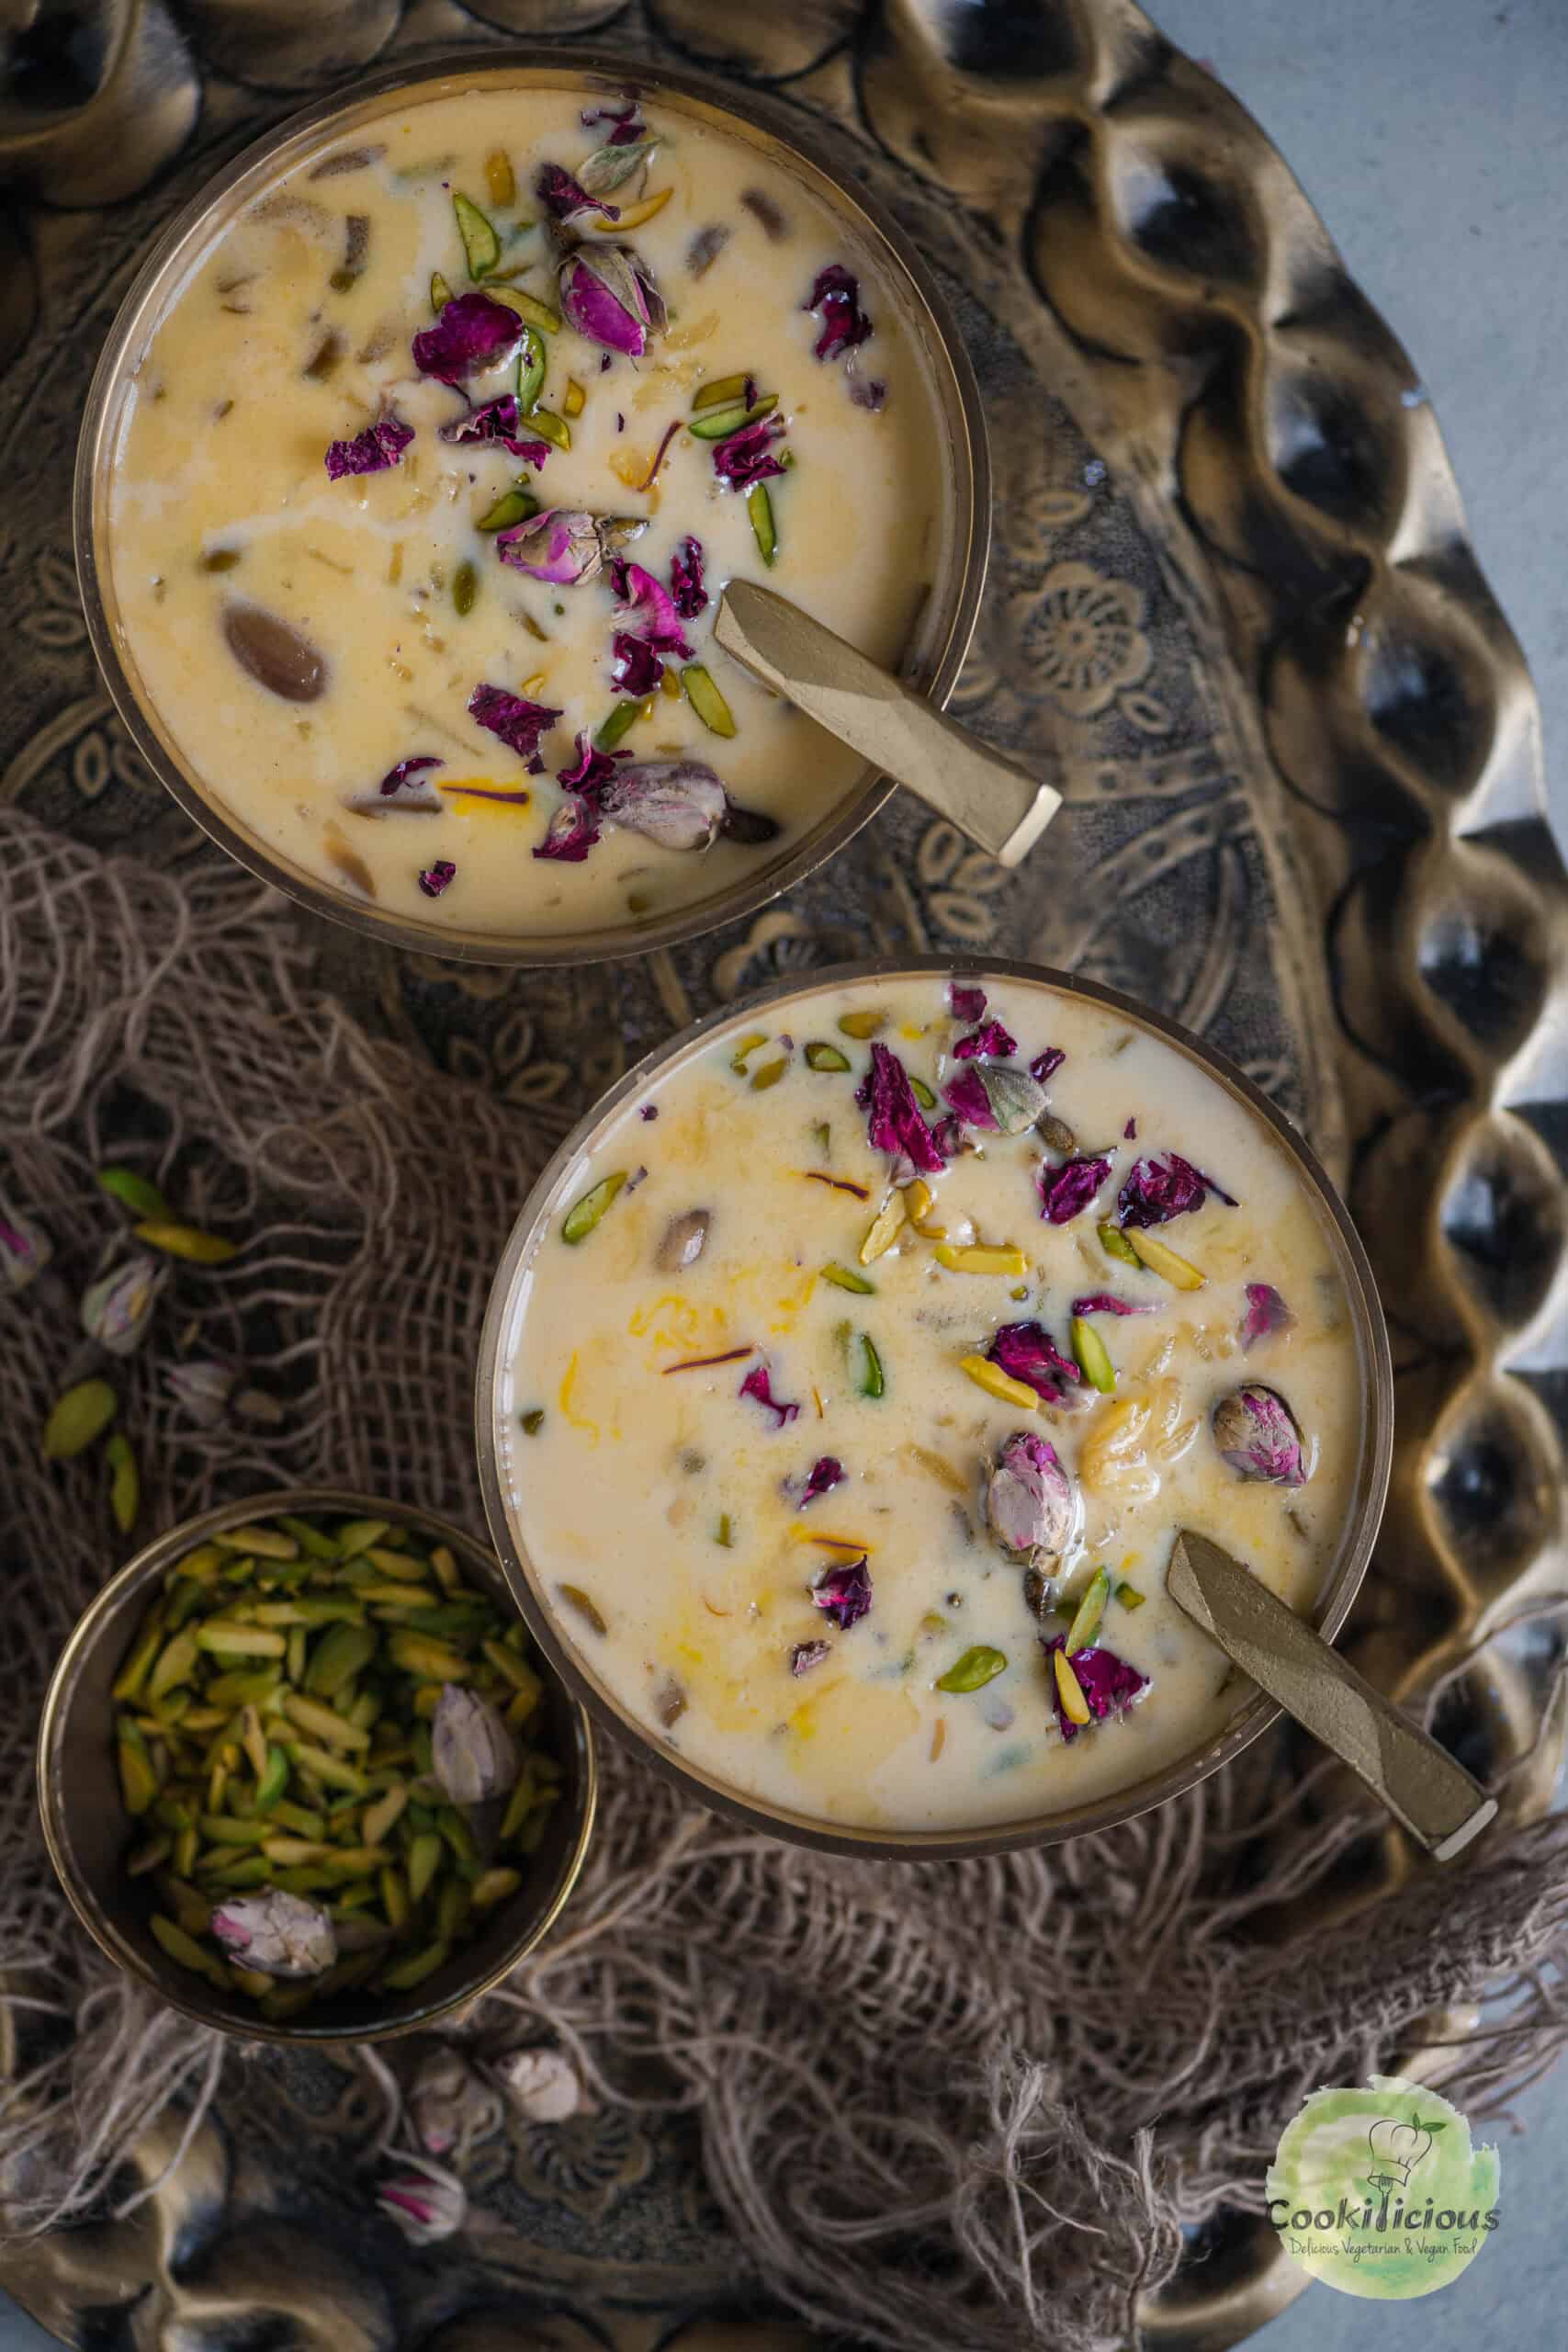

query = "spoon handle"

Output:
[[713, 582, 1060, 868], [1168, 1531, 1497, 1861]]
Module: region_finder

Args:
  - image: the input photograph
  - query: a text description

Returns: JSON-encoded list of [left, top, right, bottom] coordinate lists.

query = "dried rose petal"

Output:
[[581, 99, 644, 144], [533, 797, 601, 863], [1212, 1384, 1307, 1487], [325, 413, 412, 479], [987, 1321, 1082, 1406], [712, 413, 787, 489], [953, 1020, 1018, 1061], [805, 264, 873, 362], [210, 1889, 335, 1977], [1030, 1046, 1066, 1084], [1037, 1154, 1112, 1223], [598, 759, 727, 851], [376, 2154, 466, 2246], [1123, 1116, 1137, 1139], [799, 1455, 844, 1507], [1042, 1634, 1148, 1743], [790, 1638, 832, 1676], [855, 1042, 943, 1174], [417, 859, 456, 899], [347, 755, 444, 817], [432, 1684, 519, 1806], [612, 560, 694, 657], [1241, 1283, 1293, 1350], [559, 244, 663, 357], [811, 1555, 872, 1631], [468, 683, 563, 770], [1117, 1151, 1237, 1230], [438, 396, 552, 464], [610, 633, 662, 696], [412, 290, 522, 384], [739, 1361, 800, 1428], [557, 730, 623, 795], [948, 981, 987, 1023], [495, 508, 646, 587], [931, 1114, 967, 1160], [670, 535, 707, 620], [1069, 1293, 1152, 1318], [536, 162, 619, 224], [987, 1431, 1075, 1556], [848, 371, 887, 412]]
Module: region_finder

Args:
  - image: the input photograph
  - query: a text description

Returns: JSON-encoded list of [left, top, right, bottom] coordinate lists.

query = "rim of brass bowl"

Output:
[[73, 48, 990, 970], [37, 1486, 598, 2045], [476, 955, 1395, 1861]]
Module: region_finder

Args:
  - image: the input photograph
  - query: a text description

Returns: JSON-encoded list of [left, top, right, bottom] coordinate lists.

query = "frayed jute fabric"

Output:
[[4, 806, 1567, 2351]]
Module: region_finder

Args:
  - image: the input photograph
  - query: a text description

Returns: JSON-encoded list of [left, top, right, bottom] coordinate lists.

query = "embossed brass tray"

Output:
[[2, 1, 1563, 2347]]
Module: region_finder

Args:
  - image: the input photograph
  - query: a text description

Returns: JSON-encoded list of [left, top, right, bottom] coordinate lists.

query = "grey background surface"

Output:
[[3, 0, 1562, 2343]]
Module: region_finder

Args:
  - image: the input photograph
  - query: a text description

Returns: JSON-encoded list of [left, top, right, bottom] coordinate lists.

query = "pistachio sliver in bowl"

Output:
[[478, 956, 1393, 1860], [76, 53, 986, 967], [39, 1490, 595, 2042]]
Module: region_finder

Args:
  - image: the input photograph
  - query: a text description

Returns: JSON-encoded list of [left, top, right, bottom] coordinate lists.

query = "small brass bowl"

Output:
[[37, 1487, 597, 2044], [74, 48, 988, 969], [476, 955, 1394, 1860]]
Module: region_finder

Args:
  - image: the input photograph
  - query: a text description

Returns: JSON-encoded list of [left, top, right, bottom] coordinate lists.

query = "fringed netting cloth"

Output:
[[3, 807, 1567, 2352]]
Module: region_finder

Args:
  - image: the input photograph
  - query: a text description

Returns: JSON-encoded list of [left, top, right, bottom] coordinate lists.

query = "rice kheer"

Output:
[[492, 972, 1374, 1834], [104, 83, 951, 939]]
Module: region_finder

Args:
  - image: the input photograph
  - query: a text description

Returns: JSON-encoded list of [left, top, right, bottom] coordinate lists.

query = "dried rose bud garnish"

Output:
[[1117, 1151, 1237, 1230], [495, 509, 646, 588], [438, 396, 552, 464], [857, 1043, 944, 1174], [558, 244, 664, 357], [944, 1062, 1047, 1136], [1240, 1283, 1293, 1349], [952, 1020, 1018, 1060], [412, 290, 522, 383], [805, 264, 874, 362], [597, 760, 728, 852], [468, 683, 563, 771], [987, 1432, 1075, 1556], [798, 1455, 845, 1507], [811, 1555, 872, 1631], [987, 1321, 1083, 1406], [533, 797, 600, 864], [536, 162, 620, 225], [1212, 1384, 1308, 1486], [670, 535, 707, 620], [1042, 1634, 1148, 1743], [790, 1639, 832, 1676], [325, 413, 412, 478], [739, 1362, 800, 1427], [1037, 1154, 1112, 1224]]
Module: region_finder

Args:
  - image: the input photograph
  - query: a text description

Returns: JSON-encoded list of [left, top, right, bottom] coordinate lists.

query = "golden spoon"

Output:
[[1168, 1530, 1496, 1861], [714, 580, 1060, 868]]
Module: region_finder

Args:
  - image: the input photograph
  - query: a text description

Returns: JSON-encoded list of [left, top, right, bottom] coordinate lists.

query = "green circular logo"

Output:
[[1267, 2075, 1500, 2300]]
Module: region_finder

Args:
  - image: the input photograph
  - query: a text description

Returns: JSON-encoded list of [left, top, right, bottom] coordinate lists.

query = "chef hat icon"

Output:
[[1366, 2117, 1434, 2187]]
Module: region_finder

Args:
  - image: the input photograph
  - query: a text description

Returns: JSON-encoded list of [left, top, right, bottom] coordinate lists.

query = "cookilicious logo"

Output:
[[1266, 2074, 1500, 2300]]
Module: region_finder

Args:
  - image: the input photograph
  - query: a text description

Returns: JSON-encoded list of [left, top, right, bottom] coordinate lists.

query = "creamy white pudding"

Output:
[[106, 83, 951, 939], [492, 971, 1372, 1833]]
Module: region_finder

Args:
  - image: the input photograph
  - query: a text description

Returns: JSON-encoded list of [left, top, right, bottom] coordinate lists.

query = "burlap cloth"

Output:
[[4, 801, 1567, 2350]]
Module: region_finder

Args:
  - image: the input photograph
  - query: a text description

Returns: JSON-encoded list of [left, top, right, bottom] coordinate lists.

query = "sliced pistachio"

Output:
[[1069, 1317, 1116, 1393], [557, 1583, 607, 1635], [837, 1010, 886, 1040], [1115, 1579, 1146, 1611], [747, 481, 777, 567], [855, 1332, 885, 1399], [909, 1075, 938, 1110], [1098, 1220, 1140, 1267], [453, 560, 479, 616], [958, 1355, 1040, 1412], [453, 191, 500, 279], [561, 1170, 626, 1244], [105, 1433, 140, 1534], [483, 148, 516, 208], [563, 377, 586, 418], [1126, 1228, 1204, 1289], [681, 663, 737, 738], [430, 269, 453, 314], [859, 1194, 907, 1264], [96, 1165, 173, 1220], [530, 407, 571, 451], [822, 1262, 876, 1295], [693, 371, 752, 413], [687, 393, 779, 442], [515, 324, 547, 414], [1053, 1645, 1091, 1726], [1065, 1566, 1111, 1655], [594, 699, 642, 752], [132, 1219, 238, 1264], [934, 1244, 1028, 1276], [805, 1041, 851, 1073], [750, 1057, 789, 1091], [520, 1408, 546, 1435]]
